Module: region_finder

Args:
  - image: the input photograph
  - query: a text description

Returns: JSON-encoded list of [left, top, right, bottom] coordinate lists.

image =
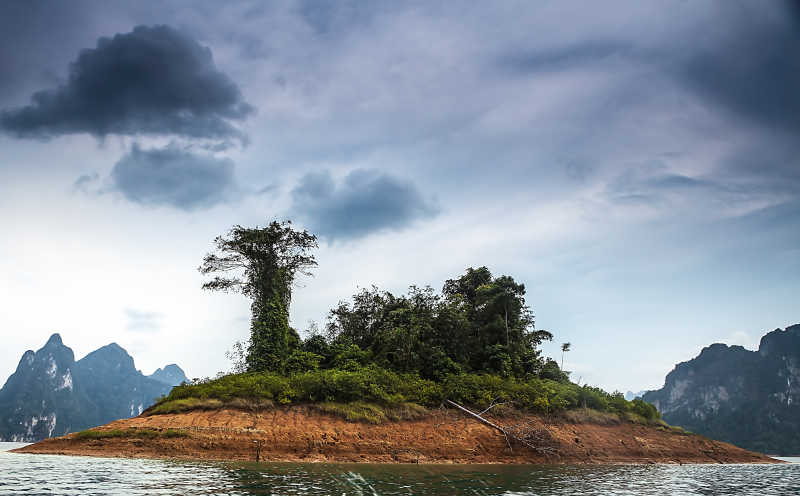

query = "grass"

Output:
[[145, 398, 224, 415], [659, 424, 693, 436], [145, 396, 428, 424], [309, 401, 428, 424], [144, 397, 274, 416], [73, 428, 189, 440], [562, 408, 666, 427], [563, 409, 622, 425]]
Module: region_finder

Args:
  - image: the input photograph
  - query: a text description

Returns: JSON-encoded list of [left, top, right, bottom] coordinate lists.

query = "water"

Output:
[[2, 442, 799, 495]]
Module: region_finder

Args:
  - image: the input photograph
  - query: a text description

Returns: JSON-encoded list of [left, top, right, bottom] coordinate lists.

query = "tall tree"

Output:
[[561, 342, 571, 370], [199, 221, 317, 372]]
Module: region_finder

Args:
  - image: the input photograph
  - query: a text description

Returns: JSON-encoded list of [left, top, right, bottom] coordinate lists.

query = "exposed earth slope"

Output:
[[15, 406, 775, 464]]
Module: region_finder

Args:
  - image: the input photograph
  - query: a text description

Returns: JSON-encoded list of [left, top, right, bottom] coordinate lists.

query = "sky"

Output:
[[1, 0, 798, 393]]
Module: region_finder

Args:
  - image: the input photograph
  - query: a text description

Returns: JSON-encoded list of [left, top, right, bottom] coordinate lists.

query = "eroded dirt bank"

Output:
[[14, 407, 777, 464]]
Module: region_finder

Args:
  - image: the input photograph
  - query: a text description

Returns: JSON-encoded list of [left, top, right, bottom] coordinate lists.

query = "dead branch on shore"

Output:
[[445, 400, 557, 456]]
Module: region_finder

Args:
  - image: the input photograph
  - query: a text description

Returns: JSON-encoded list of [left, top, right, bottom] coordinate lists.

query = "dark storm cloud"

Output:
[[290, 169, 439, 241], [1, 25, 253, 141], [0, 1, 117, 107], [677, 1, 800, 133], [109, 144, 236, 210]]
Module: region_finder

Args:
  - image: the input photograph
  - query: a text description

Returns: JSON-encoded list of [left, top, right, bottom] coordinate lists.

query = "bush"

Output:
[[630, 398, 661, 420], [285, 351, 322, 374]]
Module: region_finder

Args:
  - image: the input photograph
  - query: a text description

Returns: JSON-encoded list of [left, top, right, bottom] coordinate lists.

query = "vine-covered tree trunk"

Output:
[[246, 270, 293, 372], [247, 298, 291, 372]]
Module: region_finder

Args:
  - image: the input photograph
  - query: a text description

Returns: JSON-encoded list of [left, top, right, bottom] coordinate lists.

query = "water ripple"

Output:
[[2, 443, 798, 495]]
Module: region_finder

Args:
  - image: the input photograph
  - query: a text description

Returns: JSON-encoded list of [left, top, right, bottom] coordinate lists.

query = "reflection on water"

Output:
[[2, 442, 798, 495]]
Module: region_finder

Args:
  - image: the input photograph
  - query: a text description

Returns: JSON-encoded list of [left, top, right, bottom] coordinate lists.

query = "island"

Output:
[[14, 222, 778, 464]]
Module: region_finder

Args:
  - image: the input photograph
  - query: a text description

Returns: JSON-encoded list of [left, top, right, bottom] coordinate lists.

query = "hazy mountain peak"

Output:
[[78, 343, 136, 374], [0, 334, 183, 442], [43, 333, 63, 348], [148, 364, 187, 387]]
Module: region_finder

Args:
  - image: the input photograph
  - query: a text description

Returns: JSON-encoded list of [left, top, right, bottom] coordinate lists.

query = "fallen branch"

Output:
[[445, 399, 557, 456], [445, 400, 506, 434]]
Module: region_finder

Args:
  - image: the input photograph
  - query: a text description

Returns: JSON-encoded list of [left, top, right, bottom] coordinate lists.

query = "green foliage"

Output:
[[630, 398, 661, 421], [151, 365, 658, 422], [284, 350, 322, 374], [199, 221, 318, 373], [247, 300, 292, 373], [323, 268, 554, 380], [539, 358, 570, 382]]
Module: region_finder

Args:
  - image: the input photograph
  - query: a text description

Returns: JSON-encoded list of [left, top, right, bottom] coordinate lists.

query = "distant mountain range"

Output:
[[644, 324, 800, 455], [0, 333, 186, 442]]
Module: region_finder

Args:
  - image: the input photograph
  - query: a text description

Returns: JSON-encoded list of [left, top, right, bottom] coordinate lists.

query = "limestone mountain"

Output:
[[0, 334, 185, 442], [644, 324, 800, 454], [148, 364, 187, 387]]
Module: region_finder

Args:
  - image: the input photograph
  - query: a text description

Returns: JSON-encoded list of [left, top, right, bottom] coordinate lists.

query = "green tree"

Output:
[[199, 221, 317, 372], [322, 267, 552, 379], [443, 267, 551, 375]]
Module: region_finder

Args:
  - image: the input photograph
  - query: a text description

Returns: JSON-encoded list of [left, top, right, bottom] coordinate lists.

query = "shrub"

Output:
[[630, 398, 661, 420], [284, 351, 322, 374]]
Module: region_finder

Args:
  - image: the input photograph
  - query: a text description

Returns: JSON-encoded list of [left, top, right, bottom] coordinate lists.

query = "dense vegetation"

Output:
[[295, 266, 562, 381], [151, 366, 660, 423], [165, 221, 661, 424]]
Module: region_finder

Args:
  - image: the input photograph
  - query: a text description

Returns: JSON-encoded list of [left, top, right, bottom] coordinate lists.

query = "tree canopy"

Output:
[[310, 266, 556, 380]]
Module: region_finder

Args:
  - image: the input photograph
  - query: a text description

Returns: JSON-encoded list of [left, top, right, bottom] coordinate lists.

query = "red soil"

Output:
[[14, 407, 777, 464]]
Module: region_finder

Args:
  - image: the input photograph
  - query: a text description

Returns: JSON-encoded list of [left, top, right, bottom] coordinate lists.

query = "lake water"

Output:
[[2, 442, 799, 495]]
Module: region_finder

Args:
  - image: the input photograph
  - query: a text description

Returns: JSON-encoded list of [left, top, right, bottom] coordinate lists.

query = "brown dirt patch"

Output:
[[14, 406, 778, 464]]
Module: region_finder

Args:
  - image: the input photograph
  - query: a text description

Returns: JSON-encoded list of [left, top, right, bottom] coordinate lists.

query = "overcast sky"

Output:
[[1, 0, 798, 393]]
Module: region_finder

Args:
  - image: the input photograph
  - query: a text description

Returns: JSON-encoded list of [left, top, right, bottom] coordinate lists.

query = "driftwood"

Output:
[[445, 399, 557, 456]]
